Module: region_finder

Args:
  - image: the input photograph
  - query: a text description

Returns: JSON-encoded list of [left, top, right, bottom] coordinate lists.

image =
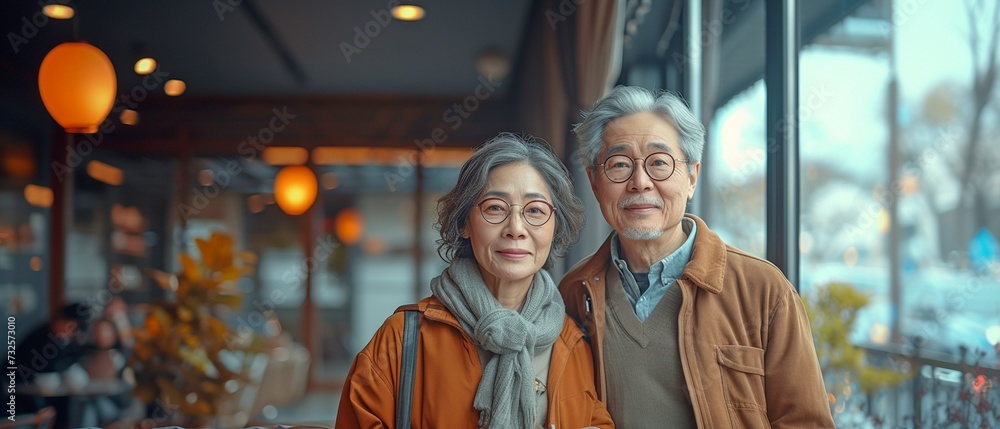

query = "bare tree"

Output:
[[959, 0, 1000, 238]]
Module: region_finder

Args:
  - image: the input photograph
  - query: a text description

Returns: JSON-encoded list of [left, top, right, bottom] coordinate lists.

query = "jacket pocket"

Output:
[[716, 344, 770, 428]]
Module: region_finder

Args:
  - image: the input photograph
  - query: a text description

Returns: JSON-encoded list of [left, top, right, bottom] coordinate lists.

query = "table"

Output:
[[18, 380, 133, 428]]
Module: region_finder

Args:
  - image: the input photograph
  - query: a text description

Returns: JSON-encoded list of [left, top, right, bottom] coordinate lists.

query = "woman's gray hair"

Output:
[[436, 132, 585, 269], [574, 86, 705, 174]]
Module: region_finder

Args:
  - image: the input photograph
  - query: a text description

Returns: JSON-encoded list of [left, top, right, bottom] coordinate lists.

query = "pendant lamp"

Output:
[[274, 165, 318, 215], [334, 208, 364, 245], [38, 42, 117, 134]]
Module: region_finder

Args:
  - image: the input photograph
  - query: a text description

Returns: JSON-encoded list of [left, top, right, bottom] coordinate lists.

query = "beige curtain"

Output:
[[518, 0, 624, 157], [516, 0, 624, 273], [576, 0, 625, 111]]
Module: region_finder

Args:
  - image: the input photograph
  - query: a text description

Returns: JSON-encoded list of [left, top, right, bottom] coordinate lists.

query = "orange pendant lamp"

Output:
[[334, 208, 365, 245], [38, 42, 117, 134], [274, 165, 318, 215]]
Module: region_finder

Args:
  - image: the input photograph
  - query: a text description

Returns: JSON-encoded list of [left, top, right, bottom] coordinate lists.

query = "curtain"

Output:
[[517, 0, 625, 273]]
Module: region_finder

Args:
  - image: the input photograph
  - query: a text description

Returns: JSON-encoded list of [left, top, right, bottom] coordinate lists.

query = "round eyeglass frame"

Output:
[[475, 197, 556, 227], [595, 151, 689, 183]]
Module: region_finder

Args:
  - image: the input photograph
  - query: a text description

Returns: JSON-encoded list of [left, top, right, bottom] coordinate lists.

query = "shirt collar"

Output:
[[610, 216, 697, 282]]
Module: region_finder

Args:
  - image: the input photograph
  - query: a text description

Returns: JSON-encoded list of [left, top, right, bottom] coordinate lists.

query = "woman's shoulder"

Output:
[[363, 296, 447, 348]]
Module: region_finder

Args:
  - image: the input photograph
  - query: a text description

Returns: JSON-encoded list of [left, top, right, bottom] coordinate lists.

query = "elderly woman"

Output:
[[336, 133, 613, 429]]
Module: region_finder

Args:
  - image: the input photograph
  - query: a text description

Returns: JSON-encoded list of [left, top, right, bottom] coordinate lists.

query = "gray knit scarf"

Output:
[[430, 257, 565, 429]]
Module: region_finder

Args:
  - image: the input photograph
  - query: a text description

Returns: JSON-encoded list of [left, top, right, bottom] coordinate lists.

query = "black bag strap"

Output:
[[396, 309, 420, 428]]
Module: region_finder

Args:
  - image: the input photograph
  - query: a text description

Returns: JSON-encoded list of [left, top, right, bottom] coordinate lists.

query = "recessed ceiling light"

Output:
[[164, 79, 186, 96], [42, 5, 74, 19], [392, 5, 425, 21], [134, 58, 157, 75]]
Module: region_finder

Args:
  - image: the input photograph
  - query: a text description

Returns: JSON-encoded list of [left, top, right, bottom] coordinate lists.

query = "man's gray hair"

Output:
[[436, 132, 585, 269], [574, 86, 705, 173]]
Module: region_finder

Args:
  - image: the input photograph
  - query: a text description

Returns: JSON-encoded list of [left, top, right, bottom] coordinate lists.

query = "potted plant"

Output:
[[130, 232, 260, 427]]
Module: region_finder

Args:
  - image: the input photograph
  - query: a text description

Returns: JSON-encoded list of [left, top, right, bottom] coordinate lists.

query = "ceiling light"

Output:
[[164, 79, 186, 96], [38, 42, 117, 134], [274, 166, 317, 215], [476, 50, 510, 81], [263, 147, 309, 165], [23, 184, 53, 208], [134, 57, 156, 75], [42, 5, 74, 19], [392, 5, 425, 21], [87, 160, 123, 185], [120, 109, 139, 125]]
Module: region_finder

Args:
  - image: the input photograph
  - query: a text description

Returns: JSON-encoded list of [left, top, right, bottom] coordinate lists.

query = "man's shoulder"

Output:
[[723, 245, 786, 277]]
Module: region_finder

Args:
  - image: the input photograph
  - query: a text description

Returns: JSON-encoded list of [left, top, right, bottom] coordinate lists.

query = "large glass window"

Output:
[[797, 0, 999, 426], [701, 1, 998, 425]]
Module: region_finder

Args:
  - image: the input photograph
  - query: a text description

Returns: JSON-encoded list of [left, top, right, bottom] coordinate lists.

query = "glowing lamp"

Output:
[[391, 5, 425, 21], [334, 208, 365, 245], [38, 42, 117, 134], [274, 166, 317, 215]]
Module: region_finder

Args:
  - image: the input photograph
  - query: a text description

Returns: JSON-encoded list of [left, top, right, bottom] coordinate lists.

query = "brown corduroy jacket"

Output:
[[559, 214, 835, 428], [335, 296, 614, 429]]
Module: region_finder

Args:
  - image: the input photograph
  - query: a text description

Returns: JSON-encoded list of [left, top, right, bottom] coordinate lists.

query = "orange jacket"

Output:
[[336, 296, 614, 429], [559, 215, 835, 428]]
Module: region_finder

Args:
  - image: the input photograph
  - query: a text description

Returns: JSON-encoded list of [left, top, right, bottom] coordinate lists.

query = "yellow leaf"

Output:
[[219, 266, 242, 282], [180, 253, 203, 283]]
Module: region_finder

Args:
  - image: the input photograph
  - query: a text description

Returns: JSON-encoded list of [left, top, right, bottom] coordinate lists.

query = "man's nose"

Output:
[[628, 163, 654, 191]]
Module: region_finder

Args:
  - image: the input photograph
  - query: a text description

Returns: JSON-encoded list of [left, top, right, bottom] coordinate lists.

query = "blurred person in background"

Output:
[[14, 302, 94, 428], [559, 86, 834, 428], [336, 133, 613, 429]]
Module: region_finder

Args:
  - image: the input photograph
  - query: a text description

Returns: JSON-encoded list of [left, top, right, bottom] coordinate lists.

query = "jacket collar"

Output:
[[683, 214, 725, 294]]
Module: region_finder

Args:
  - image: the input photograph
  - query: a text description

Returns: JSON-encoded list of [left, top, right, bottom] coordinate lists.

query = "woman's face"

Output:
[[93, 320, 117, 348], [465, 163, 556, 291]]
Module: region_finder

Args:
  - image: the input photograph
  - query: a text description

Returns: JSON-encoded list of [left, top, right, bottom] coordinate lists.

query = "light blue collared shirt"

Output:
[[610, 217, 697, 321]]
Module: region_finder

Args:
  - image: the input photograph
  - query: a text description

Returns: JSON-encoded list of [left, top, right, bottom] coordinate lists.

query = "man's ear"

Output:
[[687, 162, 701, 200], [587, 167, 598, 195]]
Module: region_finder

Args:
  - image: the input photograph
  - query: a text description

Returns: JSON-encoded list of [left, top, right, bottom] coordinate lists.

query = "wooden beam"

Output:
[[96, 95, 517, 157]]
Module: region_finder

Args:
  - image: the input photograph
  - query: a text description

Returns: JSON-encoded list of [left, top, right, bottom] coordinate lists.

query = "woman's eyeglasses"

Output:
[[476, 197, 555, 226]]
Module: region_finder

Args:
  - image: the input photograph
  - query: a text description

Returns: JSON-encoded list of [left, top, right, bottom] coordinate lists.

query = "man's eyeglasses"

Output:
[[476, 198, 555, 227], [595, 152, 688, 183]]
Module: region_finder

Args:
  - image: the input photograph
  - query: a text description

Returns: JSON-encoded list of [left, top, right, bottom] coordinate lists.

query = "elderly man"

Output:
[[559, 86, 834, 428]]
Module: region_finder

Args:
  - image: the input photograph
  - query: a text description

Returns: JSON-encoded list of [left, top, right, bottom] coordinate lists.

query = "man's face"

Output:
[[588, 112, 700, 241]]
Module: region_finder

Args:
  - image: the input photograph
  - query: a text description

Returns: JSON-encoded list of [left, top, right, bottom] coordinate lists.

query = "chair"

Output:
[[216, 352, 270, 429], [0, 406, 56, 429]]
